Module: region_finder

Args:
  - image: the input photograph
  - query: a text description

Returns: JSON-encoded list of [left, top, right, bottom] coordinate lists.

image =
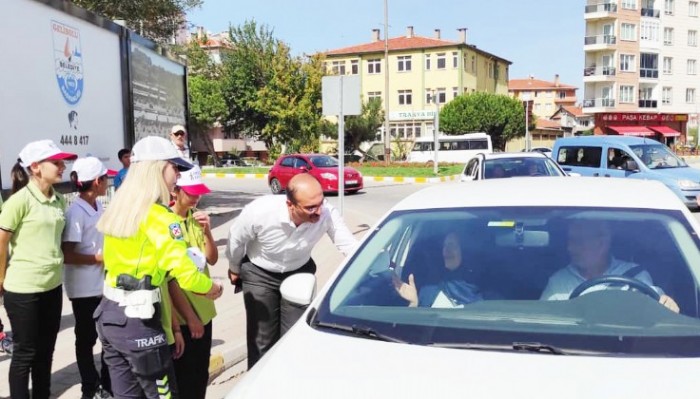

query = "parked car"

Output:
[[220, 153, 251, 167], [227, 177, 700, 398], [552, 135, 700, 209], [268, 154, 363, 194], [530, 147, 553, 157], [461, 152, 567, 182]]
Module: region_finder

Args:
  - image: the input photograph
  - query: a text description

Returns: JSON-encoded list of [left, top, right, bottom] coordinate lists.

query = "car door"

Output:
[[276, 156, 297, 188], [603, 146, 638, 178], [556, 145, 603, 176], [461, 158, 480, 182]]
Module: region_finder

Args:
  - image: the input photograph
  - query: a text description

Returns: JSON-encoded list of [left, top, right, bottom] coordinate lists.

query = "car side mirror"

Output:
[[623, 159, 639, 172], [280, 273, 316, 306]]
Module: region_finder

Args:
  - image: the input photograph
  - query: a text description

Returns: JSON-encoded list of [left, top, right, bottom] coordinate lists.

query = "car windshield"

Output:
[[483, 157, 564, 178], [629, 144, 688, 169], [313, 207, 700, 356], [309, 155, 339, 168]]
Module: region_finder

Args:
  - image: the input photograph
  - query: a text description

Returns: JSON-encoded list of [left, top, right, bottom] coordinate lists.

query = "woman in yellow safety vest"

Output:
[[95, 136, 223, 398]]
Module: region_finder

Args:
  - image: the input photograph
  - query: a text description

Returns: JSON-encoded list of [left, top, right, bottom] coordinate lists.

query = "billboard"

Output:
[[131, 40, 187, 142], [0, 0, 127, 189]]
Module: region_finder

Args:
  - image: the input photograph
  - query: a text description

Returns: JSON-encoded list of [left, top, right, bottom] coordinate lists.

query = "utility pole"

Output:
[[431, 90, 439, 174], [383, 0, 391, 165]]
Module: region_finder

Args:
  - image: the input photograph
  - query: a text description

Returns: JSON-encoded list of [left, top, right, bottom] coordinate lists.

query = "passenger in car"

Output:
[[540, 219, 680, 313], [394, 232, 483, 308]]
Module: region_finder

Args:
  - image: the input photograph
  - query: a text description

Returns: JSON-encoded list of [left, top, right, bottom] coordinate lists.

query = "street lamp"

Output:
[[521, 93, 531, 151]]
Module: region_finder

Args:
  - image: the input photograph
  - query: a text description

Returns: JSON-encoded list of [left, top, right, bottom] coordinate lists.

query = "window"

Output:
[[620, 54, 636, 71], [620, 85, 635, 103], [367, 91, 382, 103], [687, 88, 696, 103], [471, 55, 476, 72], [488, 63, 494, 78], [691, 1, 699, 16], [425, 54, 431, 70], [351, 60, 359, 75], [689, 30, 698, 46], [663, 57, 673, 74], [452, 87, 459, 98], [557, 146, 603, 168], [390, 122, 422, 139], [398, 89, 412, 105], [640, 53, 658, 78], [662, 87, 672, 104], [688, 59, 697, 75], [622, 0, 637, 9], [640, 20, 659, 42], [452, 52, 458, 68], [437, 88, 446, 104], [367, 59, 381, 74], [397, 55, 412, 72], [664, 27, 674, 45], [437, 53, 446, 69], [331, 61, 346, 75], [425, 89, 432, 104], [665, 0, 674, 14], [621, 23, 637, 41]]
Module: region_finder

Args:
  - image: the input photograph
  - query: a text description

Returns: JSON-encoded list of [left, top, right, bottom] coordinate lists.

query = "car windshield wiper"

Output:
[[311, 321, 407, 344], [429, 341, 568, 355]]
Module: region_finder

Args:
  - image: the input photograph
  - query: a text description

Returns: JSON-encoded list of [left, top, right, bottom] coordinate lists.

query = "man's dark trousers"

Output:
[[241, 258, 316, 369]]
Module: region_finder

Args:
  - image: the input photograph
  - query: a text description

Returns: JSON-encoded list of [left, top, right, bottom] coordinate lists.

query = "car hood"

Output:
[[646, 166, 700, 182], [227, 321, 699, 398]]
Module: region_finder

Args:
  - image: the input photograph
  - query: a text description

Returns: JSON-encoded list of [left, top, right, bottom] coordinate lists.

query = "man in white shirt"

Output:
[[227, 173, 357, 368], [540, 219, 679, 313], [170, 124, 189, 160]]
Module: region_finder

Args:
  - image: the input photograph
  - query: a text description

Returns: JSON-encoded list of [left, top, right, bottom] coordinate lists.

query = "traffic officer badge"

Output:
[[169, 222, 184, 240]]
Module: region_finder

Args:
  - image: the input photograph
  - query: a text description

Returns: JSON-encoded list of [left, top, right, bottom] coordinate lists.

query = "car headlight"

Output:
[[678, 179, 700, 189], [320, 173, 337, 180]]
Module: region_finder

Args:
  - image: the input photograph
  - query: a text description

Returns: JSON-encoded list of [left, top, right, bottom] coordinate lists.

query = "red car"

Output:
[[268, 154, 364, 194]]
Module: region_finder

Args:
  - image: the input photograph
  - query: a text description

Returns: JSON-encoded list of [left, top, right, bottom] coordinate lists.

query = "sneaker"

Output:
[[0, 332, 12, 355], [94, 386, 112, 399]]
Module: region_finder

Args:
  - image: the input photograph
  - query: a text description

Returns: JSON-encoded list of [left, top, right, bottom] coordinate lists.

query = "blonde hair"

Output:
[[97, 160, 171, 237]]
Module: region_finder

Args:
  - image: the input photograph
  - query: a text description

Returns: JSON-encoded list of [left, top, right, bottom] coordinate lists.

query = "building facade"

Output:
[[509, 75, 578, 119], [324, 26, 511, 144], [583, 0, 694, 144]]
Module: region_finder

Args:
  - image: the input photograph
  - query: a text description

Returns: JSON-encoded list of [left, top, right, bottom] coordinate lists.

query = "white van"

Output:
[[407, 133, 492, 163]]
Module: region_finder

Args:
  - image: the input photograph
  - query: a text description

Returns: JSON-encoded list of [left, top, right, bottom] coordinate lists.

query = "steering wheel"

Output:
[[569, 276, 660, 301]]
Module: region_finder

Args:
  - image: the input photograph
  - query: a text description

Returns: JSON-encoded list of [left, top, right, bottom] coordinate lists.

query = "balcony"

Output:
[[583, 66, 616, 77], [584, 35, 616, 48], [641, 8, 660, 17], [639, 99, 658, 108], [585, 2, 618, 19], [583, 98, 616, 108], [640, 68, 659, 79]]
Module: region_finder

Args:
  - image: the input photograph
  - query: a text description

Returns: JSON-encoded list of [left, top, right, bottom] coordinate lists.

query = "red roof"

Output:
[[509, 78, 577, 91], [326, 35, 461, 56], [536, 118, 562, 130], [561, 105, 585, 117]]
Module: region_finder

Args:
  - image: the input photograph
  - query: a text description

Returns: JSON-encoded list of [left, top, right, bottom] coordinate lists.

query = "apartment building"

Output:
[[584, 0, 695, 144], [324, 26, 511, 143], [509, 75, 578, 119]]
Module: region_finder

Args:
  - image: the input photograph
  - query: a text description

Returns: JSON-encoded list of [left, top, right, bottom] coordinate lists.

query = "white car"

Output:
[[227, 178, 700, 398], [461, 152, 567, 182]]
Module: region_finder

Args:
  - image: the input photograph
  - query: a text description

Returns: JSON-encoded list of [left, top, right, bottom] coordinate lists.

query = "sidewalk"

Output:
[[0, 189, 371, 399]]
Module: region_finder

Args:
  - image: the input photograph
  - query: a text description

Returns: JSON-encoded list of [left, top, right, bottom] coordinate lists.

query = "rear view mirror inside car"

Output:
[[494, 230, 549, 248]]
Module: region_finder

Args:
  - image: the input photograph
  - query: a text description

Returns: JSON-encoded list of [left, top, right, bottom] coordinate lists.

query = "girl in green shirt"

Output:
[[168, 166, 218, 399]]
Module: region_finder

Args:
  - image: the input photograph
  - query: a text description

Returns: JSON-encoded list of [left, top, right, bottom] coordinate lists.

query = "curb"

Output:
[[208, 343, 247, 383], [202, 173, 461, 183]]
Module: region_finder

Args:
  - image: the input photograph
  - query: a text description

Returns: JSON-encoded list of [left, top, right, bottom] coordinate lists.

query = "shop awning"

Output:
[[608, 125, 655, 136], [648, 125, 681, 137]]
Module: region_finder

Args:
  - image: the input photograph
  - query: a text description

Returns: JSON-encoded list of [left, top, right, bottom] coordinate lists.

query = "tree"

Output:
[[440, 92, 526, 151], [221, 20, 326, 153], [323, 99, 384, 154], [70, 0, 202, 44]]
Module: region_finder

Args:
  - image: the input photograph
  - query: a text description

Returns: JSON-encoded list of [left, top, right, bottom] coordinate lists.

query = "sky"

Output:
[[187, 0, 585, 91]]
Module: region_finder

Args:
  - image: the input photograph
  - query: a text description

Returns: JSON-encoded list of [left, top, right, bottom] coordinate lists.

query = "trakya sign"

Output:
[[390, 110, 437, 121]]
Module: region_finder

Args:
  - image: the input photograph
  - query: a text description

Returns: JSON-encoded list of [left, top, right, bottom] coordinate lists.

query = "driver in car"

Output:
[[540, 219, 680, 313]]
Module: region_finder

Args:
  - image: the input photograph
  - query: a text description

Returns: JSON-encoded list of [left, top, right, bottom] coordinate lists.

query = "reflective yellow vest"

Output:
[[103, 204, 212, 294]]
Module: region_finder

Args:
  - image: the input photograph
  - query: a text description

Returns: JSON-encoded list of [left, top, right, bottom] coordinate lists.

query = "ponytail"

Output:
[[70, 171, 94, 193], [10, 159, 29, 194]]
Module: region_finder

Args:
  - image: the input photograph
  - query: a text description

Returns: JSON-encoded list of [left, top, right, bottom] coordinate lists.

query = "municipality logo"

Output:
[[52, 21, 84, 106]]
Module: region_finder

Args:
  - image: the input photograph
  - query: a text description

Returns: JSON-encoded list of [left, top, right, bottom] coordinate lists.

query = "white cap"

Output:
[[71, 157, 116, 182], [131, 136, 193, 171], [171, 125, 187, 134], [19, 139, 77, 167], [176, 165, 211, 195]]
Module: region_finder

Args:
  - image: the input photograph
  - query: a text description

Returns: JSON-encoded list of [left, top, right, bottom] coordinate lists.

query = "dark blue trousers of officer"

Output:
[[95, 298, 179, 398]]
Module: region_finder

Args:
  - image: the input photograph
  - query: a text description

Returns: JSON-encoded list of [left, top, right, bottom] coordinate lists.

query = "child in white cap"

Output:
[[62, 157, 114, 399], [0, 139, 77, 398], [167, 165, 218, 399]]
